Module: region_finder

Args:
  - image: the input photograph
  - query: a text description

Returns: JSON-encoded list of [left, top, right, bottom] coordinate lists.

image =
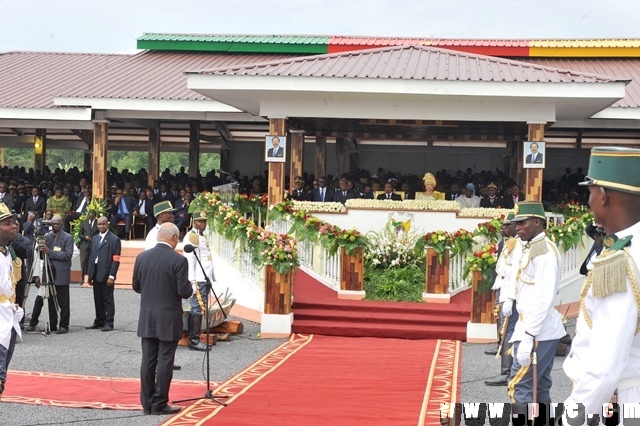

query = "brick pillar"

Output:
[[92, 122, 108, 199]]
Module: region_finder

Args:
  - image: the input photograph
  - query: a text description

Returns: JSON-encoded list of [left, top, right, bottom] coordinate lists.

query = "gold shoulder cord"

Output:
[[580, 248, 640, 334]]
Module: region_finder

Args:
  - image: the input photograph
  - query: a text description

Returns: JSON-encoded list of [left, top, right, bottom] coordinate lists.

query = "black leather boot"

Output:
[[485, 341, 512, 386], [188, 313, 210, 352]]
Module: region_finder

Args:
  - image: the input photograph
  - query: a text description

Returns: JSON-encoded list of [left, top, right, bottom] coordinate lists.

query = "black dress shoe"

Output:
[[56, 327, 68, 334], [25, 325, 36, 332], [484, 374, 509, 386], [85, 324, 103, 329], [143, 409, 151, 415], [172, 365, 181, 371], [101, 325, 113, 332], [484, 348, 498, 356], [151, 405, 180, 415]]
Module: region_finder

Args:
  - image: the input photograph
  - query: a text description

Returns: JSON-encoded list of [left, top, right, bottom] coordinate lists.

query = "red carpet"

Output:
[[293, 269, 471, 340], [165, 334, 461, 426], [2, 370, 212, 410]]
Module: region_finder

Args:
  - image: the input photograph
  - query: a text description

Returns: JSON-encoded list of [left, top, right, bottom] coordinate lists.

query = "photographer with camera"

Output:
[[26, 215, 73, 334]]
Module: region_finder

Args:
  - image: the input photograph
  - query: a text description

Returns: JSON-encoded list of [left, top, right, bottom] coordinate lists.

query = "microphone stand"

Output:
[[173, 246, 229, 406]]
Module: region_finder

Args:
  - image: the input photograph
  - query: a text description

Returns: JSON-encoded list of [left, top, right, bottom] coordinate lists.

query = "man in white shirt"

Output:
[[457, 183, 481, 208]]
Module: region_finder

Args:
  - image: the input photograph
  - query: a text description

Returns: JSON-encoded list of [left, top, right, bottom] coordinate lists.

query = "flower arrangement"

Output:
[[415, 230, 450, 264], [463, 243, 499, 292], [252, 231, 299, 275], [71, 198, 109, 246], [546, 215, 587, 251], [459, 208, 513, 218], [366, 220, 422, 269], [550, 202, 590, 220], [473, 217, 504, 243], [345, 199, 461, 211], [291, 201, 346, 213], [267, 200, 295, 221], [449, 229, 475, 257]]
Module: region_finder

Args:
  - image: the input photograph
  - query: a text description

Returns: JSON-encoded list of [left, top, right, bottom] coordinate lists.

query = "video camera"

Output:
[[34, 219, 52, 247]]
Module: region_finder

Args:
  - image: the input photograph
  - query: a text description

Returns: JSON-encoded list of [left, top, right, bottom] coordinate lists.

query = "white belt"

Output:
[[618, 377, 640, 390], [202, 256, 211, 262]]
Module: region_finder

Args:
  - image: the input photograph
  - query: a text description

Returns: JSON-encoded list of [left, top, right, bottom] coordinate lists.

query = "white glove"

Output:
[[516, 334, 534, 367], [191, 281, 197, 294], [502, 299, 513, 317], [14, 305, 24, 322]]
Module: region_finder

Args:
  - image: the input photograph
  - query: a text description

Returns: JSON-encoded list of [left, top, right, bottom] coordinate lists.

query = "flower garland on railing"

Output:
[[546, 215, 589, 252], [473, 217, 505, 243], [190, 193, 299, 274], [459, 208, 512, 218], [345, 199, 461, 211], [549, 202, 590, 220], [268, 201, 367, 256], [463, 244, 499, 292], [291, 201, 346, 213]]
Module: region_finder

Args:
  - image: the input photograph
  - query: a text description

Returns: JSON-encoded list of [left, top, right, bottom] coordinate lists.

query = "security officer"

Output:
[[563, 147, 640, 421], [182, 210, 218, 351], [507, 202, 565, 417]]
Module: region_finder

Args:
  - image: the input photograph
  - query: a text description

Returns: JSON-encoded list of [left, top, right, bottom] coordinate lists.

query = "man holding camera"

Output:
[[26, 215, 74, 334]]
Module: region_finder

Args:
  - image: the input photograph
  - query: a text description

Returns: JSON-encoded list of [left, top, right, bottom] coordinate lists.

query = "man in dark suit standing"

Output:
[[332, 178, 359, 204], [133, 222, 192, 415], [377, 182, 402, 201], [26, 215, 74, 334], [24, 187, 46, 220], [78, 210, 98, 286], [86, 216, 121, 332], [311, 176, 334, 202], [525, 142, 543, 164]]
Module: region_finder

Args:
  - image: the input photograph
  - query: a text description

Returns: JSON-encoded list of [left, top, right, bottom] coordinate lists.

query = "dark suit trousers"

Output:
[[111, 214, 132, 233], [140, 338, 178, 412], [56, 284, 70, 329], [81, 246, 90, 277], [92, 280, 115, 327], [30, 293, 58, 330]]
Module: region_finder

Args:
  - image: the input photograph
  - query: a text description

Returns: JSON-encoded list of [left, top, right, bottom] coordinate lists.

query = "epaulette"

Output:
[[188, 231, 199, 246], [527, 236, 549, 260], [591, 235, 633, 298], [505, 237, 517, 254]]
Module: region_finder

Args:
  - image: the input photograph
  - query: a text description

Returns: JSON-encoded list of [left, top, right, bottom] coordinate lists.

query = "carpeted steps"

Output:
[[292, 269, 471, 340]]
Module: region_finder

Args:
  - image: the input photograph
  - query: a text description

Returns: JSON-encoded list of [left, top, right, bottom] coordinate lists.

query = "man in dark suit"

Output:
[[133, 190, 154, 235], [503, 184, 525, 209], [133, 223, 192, 416], [311, 176, 334, 202], [332, 178, 359, 204], [64, 188, 91, 232], [377, 182, 402, 201], [446, 181, 462, 201], [289, 177, 309, 201], [0, 182, 14, 210], [24, 187, 46, 220], [86, 216, 121, 331], [266, 136, 284, 158], [525, 142, 543, 164], [78, 210, 98, 286], [26, 215, 74, 334], [110, 189, 135, 240], [401, 182, 415, 200]]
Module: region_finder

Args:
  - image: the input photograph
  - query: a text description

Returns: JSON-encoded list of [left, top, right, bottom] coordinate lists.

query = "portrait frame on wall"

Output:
[[523, 141, 546, 169], [265, 135, 286, 163]]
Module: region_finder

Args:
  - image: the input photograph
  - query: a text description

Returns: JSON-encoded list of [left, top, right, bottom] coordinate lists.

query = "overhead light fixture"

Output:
[[34, 135, 43, 154]]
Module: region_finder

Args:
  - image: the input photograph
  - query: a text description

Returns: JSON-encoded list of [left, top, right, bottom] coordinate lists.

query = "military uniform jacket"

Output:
[[492, 237, 522, 303], [0, 249, 19, 350], [564, 220, 640, 415], [510, 232, 565, 343], [183, 229, 215, 283]]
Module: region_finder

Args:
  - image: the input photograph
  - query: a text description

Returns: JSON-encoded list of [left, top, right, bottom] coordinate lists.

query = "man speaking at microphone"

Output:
[[182, 210, 218, 352]]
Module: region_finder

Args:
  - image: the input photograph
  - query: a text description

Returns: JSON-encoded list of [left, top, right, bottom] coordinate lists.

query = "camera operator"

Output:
[[26, 215, 73, 334], [22, 212, 36, 242]]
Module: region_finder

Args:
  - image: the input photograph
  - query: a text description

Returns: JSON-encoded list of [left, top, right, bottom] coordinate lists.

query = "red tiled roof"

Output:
[[57, 51, 299, 101], [519, 58, 640, 108], [0, 52, 127, 108], [194, 45, 626, 84]]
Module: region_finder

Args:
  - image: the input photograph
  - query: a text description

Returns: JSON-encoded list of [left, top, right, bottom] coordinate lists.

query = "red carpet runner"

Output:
[[165, 334, 461, 426], [2, 370, 212, 410]]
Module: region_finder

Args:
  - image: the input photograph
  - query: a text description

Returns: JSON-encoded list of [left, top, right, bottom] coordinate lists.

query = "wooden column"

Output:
[[289, 130, 304, 188], [83, 151, 92, 172], [315, 136, 326, 178], [92, 121, 108, 199], [264, 266, 293, 315], [526, 123, 545, 202], [267, 118, 286, 207], [349, 152, 359, 173], [188, 121, 200, 179], [426, 248, 449, 294], [220, 148, 229, 173], [148, 121, 160, 188], [340, 248, 364, 292], [34, 129, 46, 173], [470, 271, 496, 324]]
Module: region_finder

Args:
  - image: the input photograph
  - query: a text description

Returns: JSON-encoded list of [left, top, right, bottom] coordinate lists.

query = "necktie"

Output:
[[387, 194, 391, 199], [320, 189, 324, 202], [343, 191, 347, 197], [33, 197, 37, 204]]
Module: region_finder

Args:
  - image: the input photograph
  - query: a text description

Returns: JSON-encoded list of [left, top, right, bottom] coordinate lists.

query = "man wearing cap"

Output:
[[290, 177, 309, 201], [457, 183, 481, 208], [480, 183, 504, 208], [562, 147, 640, 420], [182, 211, 217, 351], [145, 201, 176, 251], [507, 202, 565, 416], [485, 212, 521, 386], [0, 204, 24, 400]]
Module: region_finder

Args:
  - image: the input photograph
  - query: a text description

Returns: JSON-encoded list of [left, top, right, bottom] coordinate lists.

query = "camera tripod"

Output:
[[27, 244, 60, 336]]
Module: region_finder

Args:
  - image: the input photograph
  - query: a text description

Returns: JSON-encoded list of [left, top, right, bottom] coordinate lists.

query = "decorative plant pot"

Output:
[[340, 247, 364, 292], [470, 270, 496, 324], [264, 265, 293, 315], [426, 248, 449, 294]]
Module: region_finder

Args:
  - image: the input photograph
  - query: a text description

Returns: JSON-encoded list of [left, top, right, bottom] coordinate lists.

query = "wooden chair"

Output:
[[132, 216, 147, 239], [116, 220, 132, 240]]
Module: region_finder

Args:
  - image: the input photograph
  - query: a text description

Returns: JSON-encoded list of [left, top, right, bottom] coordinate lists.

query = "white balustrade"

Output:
[[323, 252, 341, 289], [240, 247, 258, 282], [297, 239, 314, 269], [219, 238, 236, 264], [560, 243, 580, 280], [448, 251, 470, 292]]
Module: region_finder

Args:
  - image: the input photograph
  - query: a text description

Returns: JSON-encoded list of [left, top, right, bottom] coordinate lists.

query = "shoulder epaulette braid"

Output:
[[527, 236, 549, 260]]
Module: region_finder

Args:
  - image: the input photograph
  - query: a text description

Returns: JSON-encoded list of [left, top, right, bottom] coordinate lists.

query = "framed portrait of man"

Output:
[[523, 141, 545, 169], [265, 135, 286, 163]]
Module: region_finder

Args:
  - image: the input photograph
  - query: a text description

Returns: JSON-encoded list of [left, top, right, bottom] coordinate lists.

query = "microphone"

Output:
[[216, 169, 231, 176], [183, 243, 195, 253]]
